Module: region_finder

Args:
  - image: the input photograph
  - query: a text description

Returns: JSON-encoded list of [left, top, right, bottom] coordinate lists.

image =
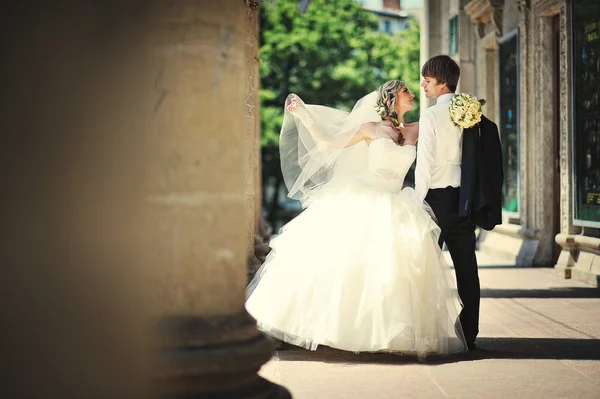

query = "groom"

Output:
[[414, 55, 480, 351]]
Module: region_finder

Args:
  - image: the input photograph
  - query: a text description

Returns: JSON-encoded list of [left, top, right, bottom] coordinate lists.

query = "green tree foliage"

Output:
[[260, 0, 421, 147], [259, 0, 421, 223]]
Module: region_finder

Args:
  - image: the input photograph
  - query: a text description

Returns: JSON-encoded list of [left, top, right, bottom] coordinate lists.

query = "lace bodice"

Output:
[[362, 137, 416, 191]]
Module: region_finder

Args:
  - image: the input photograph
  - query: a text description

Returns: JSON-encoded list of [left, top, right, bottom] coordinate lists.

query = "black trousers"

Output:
[[426, 187, 480, 346]]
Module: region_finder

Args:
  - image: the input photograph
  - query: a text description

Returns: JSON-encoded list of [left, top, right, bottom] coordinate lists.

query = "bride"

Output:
[[245, 80, 467, 360]]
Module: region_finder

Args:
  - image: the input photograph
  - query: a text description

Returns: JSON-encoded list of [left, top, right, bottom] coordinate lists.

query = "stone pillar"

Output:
[[420, 0, 430, 114], [484, 42, 498, 124], [531, 15, 554, 265], [557, 2, 576, 236], [245, 1, 263, 277], [518, 0, 530, 231], [146, 1, 290, 397], [459, 0, 477, 94], [530, 0, 562, 266], [555, 1, 584, 277], [474, 32, 497, 113], [464, 0, 497, 101], [421, 0, 443, 112], [0, 2, 151, 398]]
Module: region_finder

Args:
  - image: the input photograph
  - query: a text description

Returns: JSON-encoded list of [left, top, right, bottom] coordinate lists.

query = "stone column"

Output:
[[459, 0, 477, 94], [421, 0, 443, 112], [475, 32, 497, 112], [245, 2, 263, 277], [555, 1, 583, 277], [530, 0, 562, 266], [464, 0, 496, 102], [517, 0, 530, 230], [557, 2, 575, 236], [441, 0, 451, 54], [146, 1, 290, 397], [0, 2, 151, 398], [420, 0, 430, 114], [484, 41, 498, 124]]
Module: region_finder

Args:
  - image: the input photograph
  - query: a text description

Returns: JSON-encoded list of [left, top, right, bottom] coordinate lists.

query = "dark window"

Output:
[[572, 0, 600, 224], [498, 31, 519, 214], [449, 16, 458, 55]]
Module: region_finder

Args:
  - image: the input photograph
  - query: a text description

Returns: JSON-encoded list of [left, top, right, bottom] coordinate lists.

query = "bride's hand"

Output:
[[286, 94, 305, 113], [286, 94, 314, 127]]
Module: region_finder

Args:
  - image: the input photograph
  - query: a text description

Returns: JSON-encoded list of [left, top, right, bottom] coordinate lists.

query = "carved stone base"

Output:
[[255, 241, 271, 263], [248, 252, 263, 279], [554, 233, 577, 278], [248, 213, 274, 281], [156, 312, 291, 398], [554, 234, 600, 286]]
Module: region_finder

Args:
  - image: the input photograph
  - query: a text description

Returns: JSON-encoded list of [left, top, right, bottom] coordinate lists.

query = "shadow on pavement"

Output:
[[275, 337, 600, 365], [275, 346, 419, 365], [475, 265, 544, 269], [480, 287, 600, 298], [427, 337, 600, 364]]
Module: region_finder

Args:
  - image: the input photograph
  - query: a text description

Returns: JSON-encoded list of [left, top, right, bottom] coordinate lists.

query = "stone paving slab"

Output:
[[259, 252, 600, 399]]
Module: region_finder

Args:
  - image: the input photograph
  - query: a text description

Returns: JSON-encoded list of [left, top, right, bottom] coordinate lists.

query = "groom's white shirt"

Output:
[[414, 93, 463, 201]]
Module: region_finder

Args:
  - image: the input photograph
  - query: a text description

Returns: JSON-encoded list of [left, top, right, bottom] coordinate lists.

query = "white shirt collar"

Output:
[[436, 93, 455, 104]]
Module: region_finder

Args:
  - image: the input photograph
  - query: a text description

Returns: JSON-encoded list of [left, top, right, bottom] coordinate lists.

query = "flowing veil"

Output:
[[279, 91, 383, 206], [247, 91, 383, 300]]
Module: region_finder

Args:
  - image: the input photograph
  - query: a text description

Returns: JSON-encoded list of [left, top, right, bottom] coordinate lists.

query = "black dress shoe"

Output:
[[467, 342, 477, 351]]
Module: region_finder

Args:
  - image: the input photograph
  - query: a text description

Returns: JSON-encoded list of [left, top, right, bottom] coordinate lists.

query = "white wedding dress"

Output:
[[246, 136, 467, 359]]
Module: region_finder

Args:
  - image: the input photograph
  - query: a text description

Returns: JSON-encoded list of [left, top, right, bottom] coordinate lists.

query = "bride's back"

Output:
[[331, 137, 415, 192]]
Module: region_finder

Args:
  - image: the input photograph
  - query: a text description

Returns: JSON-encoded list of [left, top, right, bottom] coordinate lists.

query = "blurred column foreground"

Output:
[[146, 1, 290, 397], [0, 2, 152, 398], [0, 1, 289, 398]]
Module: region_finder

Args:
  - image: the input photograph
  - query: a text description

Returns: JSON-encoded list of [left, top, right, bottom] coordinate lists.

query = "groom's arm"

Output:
[[414, 112, 436, 202]]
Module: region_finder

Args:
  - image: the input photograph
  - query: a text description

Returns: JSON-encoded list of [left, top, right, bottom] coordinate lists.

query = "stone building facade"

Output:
[[421, 0, 600, 285], [359, 0, 417, 34]]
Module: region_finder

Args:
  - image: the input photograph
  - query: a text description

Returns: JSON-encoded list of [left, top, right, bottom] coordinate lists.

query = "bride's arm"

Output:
[[286, 95, 372, 149]]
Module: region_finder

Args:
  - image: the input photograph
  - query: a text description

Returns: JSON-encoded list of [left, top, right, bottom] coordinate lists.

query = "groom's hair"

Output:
[[421, 55, 460, 92]]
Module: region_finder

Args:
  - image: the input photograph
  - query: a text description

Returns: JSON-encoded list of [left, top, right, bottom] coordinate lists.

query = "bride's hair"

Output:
[[376, 80, 406, 144]]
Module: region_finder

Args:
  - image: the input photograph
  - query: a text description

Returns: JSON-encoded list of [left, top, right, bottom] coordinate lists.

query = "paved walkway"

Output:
[[259, 252, 600, 399]]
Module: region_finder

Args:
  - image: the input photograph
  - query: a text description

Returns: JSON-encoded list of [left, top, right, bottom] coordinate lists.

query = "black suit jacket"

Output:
[[458, 115, 504, 230]]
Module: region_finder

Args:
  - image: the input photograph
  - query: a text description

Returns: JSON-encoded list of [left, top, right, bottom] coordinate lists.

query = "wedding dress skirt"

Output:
[[246, 171, 468, 359]]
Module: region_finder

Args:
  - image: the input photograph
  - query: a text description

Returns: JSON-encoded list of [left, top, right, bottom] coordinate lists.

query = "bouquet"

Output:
[[449, 93, 486, 129]]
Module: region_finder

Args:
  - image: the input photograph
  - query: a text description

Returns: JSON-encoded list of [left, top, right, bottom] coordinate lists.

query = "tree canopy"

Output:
[[260, 0, 421, 147]]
